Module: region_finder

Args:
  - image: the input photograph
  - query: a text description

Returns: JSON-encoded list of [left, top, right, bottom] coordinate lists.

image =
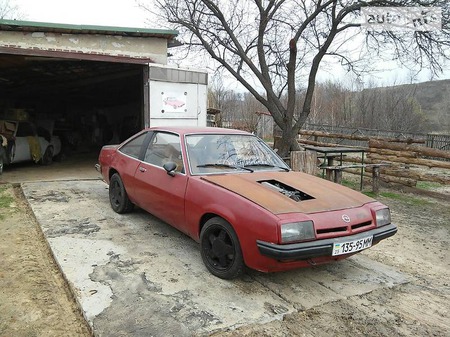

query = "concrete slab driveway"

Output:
[[21, 179, 408, 336]]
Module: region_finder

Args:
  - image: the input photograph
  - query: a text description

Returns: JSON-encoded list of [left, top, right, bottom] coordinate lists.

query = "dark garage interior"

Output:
[[0, 54, 146, 156], [0, 19, 178, 179]]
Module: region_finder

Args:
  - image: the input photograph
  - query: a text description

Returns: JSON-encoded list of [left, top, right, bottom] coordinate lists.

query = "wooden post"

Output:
[[372, 166, 380, 193], [290, 151, 318, 175], [325, 157, 335, 181], [334, 169, 343, 184]]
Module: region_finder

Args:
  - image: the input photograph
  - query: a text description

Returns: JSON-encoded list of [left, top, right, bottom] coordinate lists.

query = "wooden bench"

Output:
[[321, 163, 391, 193]]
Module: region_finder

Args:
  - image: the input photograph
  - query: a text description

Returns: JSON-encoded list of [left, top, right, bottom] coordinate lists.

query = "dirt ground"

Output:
[[0, 181, 449, 337], [0, 185, 92, 337], [212, 190, 450, 337]]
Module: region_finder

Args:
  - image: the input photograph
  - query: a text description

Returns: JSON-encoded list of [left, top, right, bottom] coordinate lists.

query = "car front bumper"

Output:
[[256, 223, 397, 261]]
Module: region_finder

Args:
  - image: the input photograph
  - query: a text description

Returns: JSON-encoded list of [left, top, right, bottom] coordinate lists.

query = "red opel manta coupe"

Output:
[[96, 126, 397, 279]]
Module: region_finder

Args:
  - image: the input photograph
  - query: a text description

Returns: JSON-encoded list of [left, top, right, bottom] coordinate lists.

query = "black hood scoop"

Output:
[[259, 180, 314, 202]]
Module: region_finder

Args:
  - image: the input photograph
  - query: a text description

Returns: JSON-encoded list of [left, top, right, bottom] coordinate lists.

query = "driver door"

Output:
[[133, 132, 188, 232]]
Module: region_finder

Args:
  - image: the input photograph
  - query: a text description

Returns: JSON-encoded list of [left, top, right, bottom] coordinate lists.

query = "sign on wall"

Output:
[[161, 92, 187, 113]]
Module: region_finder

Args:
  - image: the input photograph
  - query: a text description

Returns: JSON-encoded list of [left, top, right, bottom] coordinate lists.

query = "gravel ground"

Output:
[[0, 182, 449, 337]]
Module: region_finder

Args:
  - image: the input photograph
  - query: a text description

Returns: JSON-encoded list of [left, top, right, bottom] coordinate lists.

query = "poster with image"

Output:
[[162, 92, 186, 112]]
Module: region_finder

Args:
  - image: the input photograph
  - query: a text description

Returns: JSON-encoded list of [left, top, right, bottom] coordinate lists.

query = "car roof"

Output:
[[144, 126, 252, 136]]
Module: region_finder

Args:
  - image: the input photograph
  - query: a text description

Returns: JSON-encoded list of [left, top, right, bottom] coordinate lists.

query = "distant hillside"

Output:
[[381, 79, 450, 133]]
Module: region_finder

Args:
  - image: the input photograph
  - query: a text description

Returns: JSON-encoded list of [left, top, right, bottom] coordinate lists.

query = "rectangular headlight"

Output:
[[375, 208, 391, 227], [281, 221, 315, 244]]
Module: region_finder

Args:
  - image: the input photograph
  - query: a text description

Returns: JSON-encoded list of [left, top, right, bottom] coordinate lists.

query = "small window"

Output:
[[144, 132, 183, 172], [119, 132, 148, 159]]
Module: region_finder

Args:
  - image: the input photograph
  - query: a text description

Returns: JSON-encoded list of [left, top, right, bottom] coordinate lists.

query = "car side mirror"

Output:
[[163, 162, 177, 176]]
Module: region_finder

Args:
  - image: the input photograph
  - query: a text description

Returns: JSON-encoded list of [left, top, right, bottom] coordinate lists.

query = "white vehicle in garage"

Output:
[[0, 119, 62, 174]]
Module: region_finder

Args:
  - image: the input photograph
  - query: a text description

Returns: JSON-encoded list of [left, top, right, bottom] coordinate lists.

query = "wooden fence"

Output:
[[303, 123, 450, 152], [296, 130, 450, 189], [427, 134, 450, 151]]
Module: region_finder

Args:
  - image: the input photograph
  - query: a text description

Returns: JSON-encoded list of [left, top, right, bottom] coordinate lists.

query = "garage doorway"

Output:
[[0, 54, 147, 181]]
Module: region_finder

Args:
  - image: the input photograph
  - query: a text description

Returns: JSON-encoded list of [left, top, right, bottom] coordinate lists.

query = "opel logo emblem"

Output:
[[342, 214, 351, 223]]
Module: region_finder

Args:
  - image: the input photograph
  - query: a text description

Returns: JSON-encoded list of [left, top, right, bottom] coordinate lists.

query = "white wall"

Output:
[[148, 74, 207, 127]]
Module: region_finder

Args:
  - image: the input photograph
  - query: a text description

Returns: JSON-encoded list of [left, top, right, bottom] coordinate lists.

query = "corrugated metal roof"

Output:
[[0, 19, 178, 39]]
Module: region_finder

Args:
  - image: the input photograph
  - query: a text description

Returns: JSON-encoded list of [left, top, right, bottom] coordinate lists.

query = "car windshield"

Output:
[[185, 133, 289, 175]]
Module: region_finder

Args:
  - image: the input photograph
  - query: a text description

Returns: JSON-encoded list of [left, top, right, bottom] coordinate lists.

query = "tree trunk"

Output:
[[274, 126, 300, 157], [290, 151, 318, 175]]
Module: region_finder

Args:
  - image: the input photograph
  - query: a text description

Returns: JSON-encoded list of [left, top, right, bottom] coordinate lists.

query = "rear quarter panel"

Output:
[[106, 150, 141, 203], [99, 144, 171, 214], [98, 145, 120, 183]]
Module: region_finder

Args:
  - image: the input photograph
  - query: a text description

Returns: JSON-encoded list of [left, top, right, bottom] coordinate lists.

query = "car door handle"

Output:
[[139, 167, 147, 172]]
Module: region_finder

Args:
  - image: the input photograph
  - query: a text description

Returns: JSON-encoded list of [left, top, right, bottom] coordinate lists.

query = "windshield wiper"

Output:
[[243, 163, 289, 172], [197, 163, 254, 172]]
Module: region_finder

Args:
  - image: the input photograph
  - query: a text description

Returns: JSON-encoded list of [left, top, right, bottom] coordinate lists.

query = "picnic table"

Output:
[[302, 145, 367, 190]]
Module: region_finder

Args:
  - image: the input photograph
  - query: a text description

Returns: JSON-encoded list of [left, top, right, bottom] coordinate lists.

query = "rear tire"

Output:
[[109, 173, 134, 214]]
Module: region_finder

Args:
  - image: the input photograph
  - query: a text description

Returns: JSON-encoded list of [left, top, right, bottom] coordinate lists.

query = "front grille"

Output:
[[317, 226, 347, 235], [316, 220, 373, 236], [351, 221, 372, 230]]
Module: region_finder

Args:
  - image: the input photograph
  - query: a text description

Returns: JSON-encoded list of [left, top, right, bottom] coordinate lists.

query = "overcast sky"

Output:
[[7, 0, 450, 86], [14, 0, 149, 28]]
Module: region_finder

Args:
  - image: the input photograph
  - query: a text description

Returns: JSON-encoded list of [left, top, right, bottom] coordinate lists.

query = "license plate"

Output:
[[332, 236, 373, 256]]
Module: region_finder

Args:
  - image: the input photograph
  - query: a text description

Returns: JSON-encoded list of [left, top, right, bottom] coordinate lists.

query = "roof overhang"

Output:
[[0, 19, 180, 64], [0, 19, 178, 40]]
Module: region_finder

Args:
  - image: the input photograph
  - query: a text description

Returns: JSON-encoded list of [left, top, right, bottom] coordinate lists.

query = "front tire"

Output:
[[200, 217, 244, 279], [40, 146, 53, 165], [109, 173, 134, 214]]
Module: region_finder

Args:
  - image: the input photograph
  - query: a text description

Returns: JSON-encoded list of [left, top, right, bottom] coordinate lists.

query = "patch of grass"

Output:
[[363, 191, 377, 198], [0, 185, 14, 220], [416, 181, 442, 190], [378, 191, 431, 206], [378, 191, 403, 199], [341, 179, 359, 190]]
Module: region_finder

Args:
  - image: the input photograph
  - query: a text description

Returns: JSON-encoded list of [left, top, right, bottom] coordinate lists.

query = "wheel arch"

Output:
[[199, 213, 219, 235], [108, 167, 119, 182], [198, 211, 238, 239]]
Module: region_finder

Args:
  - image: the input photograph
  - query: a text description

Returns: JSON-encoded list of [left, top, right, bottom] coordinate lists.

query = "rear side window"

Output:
[[119, 132, 148, 159]]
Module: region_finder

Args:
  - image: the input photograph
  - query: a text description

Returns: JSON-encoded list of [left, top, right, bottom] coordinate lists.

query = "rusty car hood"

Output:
[[201, 171, 374, 215]]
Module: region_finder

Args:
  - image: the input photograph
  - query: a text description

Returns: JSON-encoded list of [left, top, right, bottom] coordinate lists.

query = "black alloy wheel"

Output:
[[200, 217, 244, 279], [8, 143, 15, 164], [109, 173, 134, 214], [40, 146, 54, 165]]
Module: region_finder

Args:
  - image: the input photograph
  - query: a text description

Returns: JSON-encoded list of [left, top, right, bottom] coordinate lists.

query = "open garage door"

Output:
[[0, 19, 178, 180], [0, 54, 147, 157]]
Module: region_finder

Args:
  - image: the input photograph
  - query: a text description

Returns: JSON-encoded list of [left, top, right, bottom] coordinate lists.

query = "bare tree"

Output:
[[209, 80, 266, 133], [140, 0, 449, 156], [0, 0, 25, 20], [238, 92, 266, 133], [309, 80, 350, 126], [355, 84, 427, 132]]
